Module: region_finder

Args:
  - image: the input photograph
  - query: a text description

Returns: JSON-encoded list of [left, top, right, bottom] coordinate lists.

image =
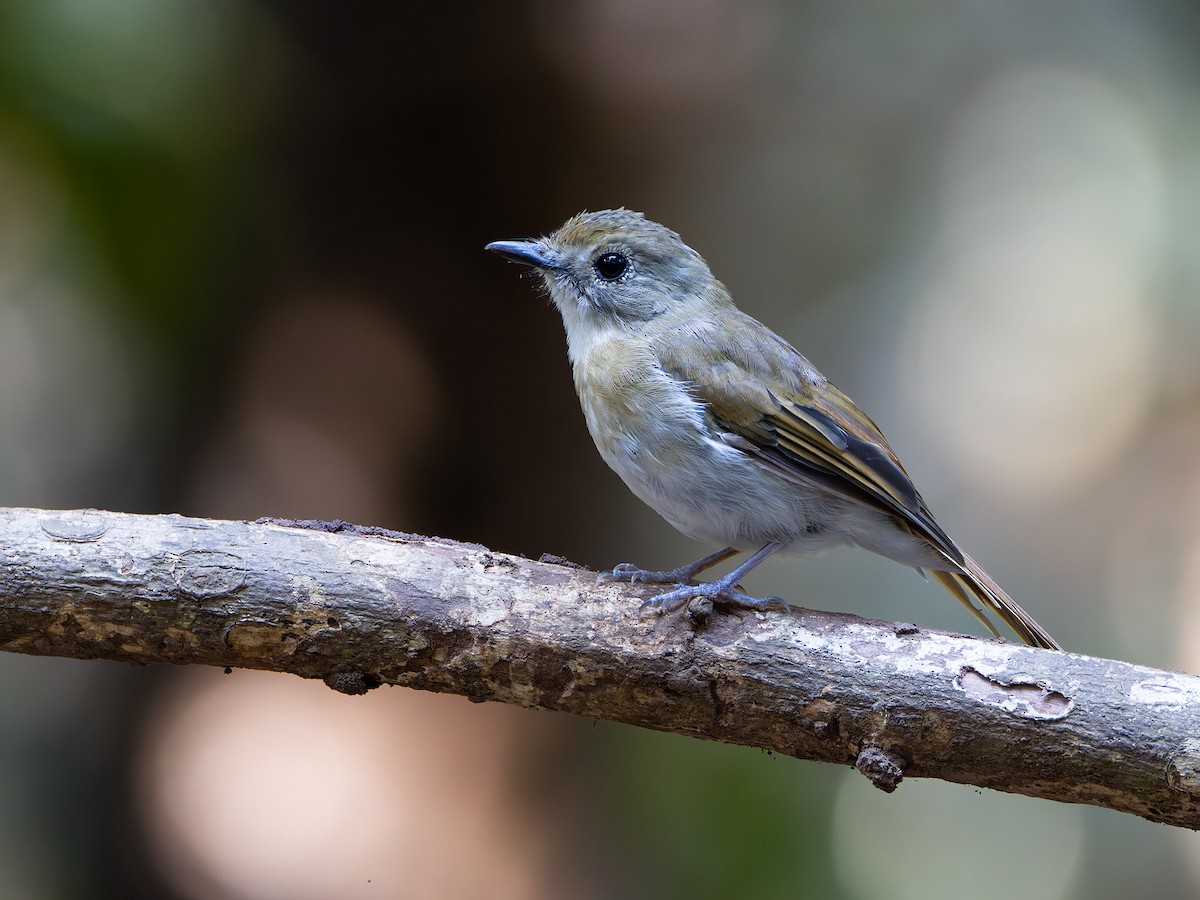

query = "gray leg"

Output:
[[596, 546, 740, 586], [639, 542, 790, 614]]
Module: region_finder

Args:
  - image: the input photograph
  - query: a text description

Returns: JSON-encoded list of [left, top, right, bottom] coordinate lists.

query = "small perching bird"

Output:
[[487, 209, 1060, 650]]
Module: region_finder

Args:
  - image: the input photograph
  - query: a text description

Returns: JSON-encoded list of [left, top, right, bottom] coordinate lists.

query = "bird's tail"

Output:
[[930, 552, 1061, 650]]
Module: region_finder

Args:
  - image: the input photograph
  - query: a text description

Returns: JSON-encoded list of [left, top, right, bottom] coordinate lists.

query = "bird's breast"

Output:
[[574, 341, 706, 473], [570, 337, 796, 545]]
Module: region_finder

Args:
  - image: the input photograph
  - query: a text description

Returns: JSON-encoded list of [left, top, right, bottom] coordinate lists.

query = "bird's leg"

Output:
[[597, 546, 740, 587], [640, 542, 789, 614]]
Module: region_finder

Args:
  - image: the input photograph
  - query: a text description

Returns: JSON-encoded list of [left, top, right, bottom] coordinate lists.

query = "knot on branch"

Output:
[[323, 670, 383, 696], [855, 744, 906, 793]]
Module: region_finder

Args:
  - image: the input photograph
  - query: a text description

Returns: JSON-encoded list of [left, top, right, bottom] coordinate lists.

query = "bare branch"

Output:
[[1, 507, 1198, 828]]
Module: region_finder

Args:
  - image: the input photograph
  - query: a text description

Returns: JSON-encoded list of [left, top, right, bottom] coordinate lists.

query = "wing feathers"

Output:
[[931, 561, 1061, 650], [653, 318, 1059, 649], [767, 400, 960, 560]]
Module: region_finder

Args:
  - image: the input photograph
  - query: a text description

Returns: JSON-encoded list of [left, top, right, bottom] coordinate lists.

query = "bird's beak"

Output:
[[485, 239, 560, 270]]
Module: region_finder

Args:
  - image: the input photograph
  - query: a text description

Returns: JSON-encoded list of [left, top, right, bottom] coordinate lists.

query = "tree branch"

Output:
[[1, 507, 1197, 828]]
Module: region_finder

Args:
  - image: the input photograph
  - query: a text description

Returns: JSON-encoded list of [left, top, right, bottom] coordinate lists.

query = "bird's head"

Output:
[[487, 209, 729, 345]]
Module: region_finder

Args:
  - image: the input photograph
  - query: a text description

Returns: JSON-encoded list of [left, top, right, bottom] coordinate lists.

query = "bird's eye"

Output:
[[594, 252, 629, 281]]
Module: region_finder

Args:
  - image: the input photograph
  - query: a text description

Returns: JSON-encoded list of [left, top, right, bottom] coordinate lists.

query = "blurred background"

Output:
[[2, 0, 1200, 896]]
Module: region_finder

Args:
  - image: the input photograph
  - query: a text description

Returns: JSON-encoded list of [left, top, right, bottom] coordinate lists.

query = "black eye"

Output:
[[594, 252, 629, 281]]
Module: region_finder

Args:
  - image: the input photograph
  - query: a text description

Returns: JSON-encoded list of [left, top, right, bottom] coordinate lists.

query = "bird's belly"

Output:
[[603, 431, 786, 546], [577, 369, 842, 551]]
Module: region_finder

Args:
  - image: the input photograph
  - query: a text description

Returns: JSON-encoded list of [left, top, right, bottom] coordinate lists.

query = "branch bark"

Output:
[[1, 506, 1197, 828]]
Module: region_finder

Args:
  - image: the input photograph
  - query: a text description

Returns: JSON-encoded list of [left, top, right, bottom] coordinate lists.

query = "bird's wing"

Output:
[[653, 313, 1061, 650], [653, 314, 957, 557]]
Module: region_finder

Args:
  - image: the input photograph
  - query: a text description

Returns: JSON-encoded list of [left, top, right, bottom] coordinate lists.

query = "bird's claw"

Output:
[[600, 551, 790, 617], [637, 583, 790, 616]]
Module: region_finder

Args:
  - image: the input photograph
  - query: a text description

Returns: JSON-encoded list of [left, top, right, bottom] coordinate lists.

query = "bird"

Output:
[[485, 209, 1060, 649]]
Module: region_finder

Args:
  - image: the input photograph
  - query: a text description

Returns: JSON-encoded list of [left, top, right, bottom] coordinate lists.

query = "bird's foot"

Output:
[[597, 561, 702, 586], [638, 578, 790, 616], [596, 548, 740, 588], [598, 546, 787, 617]]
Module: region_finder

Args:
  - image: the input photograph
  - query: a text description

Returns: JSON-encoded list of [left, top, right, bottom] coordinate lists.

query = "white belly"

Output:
[[569, 337, 945, 570], [573, 344, 841, 551]]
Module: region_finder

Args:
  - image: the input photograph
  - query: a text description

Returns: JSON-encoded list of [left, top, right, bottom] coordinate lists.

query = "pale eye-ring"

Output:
[[594, 252, 629, 281]]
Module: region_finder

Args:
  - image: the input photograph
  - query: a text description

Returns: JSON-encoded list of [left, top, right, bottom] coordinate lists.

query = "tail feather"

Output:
[[930, 553, 1061, 650]]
